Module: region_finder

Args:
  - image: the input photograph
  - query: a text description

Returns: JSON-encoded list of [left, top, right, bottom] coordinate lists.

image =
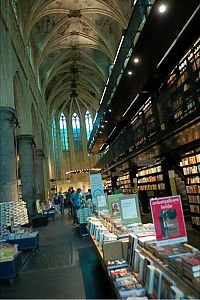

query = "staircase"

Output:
[[174, 172, 191, 220]]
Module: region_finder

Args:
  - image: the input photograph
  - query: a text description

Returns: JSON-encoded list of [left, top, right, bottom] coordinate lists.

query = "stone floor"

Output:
[[0, 211, 199, 299], [0, 213, 113, 299]]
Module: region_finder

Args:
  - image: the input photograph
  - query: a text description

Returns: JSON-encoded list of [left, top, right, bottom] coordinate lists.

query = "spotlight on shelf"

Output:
[[101, 125, 105, 128], [158, 4, 167, 13], [128, 71, 133, 75], [108, 109, 112, 112]]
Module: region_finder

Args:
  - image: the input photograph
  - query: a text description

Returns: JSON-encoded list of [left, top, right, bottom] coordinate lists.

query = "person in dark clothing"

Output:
[[138, 190, 149, 214]]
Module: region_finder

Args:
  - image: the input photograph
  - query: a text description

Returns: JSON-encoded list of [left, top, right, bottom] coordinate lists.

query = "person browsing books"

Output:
[[71, 188, 82, 225]]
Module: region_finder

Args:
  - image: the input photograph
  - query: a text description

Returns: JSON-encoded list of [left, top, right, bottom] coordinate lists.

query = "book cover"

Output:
[[111, 268, 133, 282], [160, 273, 176, 299], [142, 257, 154, 285], [138, 253, 145, 283], [169, 286, 184, 299], [152, 268, 162, 299], [106, 259, 129, 270], [150, 195, 187, 246], [133, 248, 140, 273], [118, 286, 146, 299], [182, 255, 200, 272], [145, 265, 155, 296]]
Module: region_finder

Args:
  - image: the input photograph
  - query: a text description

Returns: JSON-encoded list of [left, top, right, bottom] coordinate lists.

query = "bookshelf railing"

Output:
[[96, 39, 200, 170], [88, 0, 155, 149]]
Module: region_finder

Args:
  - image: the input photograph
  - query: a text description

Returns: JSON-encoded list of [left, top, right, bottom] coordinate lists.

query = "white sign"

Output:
[[119, 194, 141, 225], [121, 198, 138, 219], [97, 195, 107, 208], [89, 173, 104, 205]]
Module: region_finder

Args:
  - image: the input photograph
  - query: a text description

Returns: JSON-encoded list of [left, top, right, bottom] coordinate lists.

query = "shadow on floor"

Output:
[[78, 246, 114, 299]]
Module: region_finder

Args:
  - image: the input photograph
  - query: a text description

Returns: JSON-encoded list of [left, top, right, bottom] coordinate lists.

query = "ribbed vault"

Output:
[[19, 0, 133, 117]]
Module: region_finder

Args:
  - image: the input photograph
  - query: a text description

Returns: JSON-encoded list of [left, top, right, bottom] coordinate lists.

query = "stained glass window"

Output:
[[85, 110, 93, 140], [60, 113, 69, 151], [52, 117, 60, 179], [72, 113, 82, 150]]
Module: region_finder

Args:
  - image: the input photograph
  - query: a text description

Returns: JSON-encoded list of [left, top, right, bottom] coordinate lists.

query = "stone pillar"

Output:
[[35, 149, 45, 202], [17, 135, 36, 216], [0, 107, 18, 202]]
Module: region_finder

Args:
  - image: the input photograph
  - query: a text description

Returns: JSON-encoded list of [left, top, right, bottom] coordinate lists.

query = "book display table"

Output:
[[7, 232, 39, 252], [88, 215, 200, 299], [0, 251, 22, 283]]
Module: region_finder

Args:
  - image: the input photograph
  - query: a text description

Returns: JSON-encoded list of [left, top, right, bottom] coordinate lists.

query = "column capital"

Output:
[[17, 134, 35, 144]]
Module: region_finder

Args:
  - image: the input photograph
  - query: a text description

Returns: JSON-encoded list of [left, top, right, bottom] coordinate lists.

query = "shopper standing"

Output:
[[71, 188, 82, 225], [53, 193, 61, 214]]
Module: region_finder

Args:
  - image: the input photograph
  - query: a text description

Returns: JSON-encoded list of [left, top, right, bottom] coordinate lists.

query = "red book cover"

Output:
[[150, 196, 187, 246]]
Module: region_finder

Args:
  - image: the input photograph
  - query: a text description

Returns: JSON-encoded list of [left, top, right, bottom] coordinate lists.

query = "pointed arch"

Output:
[[60, 112, 69, 151], [72, 112, 82, 151], [85, 110, 93, 141]]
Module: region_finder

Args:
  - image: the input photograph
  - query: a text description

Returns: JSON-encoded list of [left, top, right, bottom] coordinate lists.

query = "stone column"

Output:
[[0, 106, 18, 202], [35, 149, 45, 202], [17, 135, 36, 216]]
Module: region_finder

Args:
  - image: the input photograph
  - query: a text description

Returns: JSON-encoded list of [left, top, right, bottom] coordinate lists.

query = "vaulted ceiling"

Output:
[[19, 0, 133, 117]]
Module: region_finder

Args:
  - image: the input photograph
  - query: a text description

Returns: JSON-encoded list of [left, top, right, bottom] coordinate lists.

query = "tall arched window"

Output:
[[60, 113, 69, 151], [85, 110, 93, 140], [72, 113, 82, 150], [51, 117, 61, 179]]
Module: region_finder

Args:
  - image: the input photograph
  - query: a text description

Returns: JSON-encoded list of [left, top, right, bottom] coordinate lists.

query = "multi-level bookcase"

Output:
[[104, 178, 112, 194], [181, 150, 200, 230], [116, 172, 132, 194], [137, 163, 165, 197]]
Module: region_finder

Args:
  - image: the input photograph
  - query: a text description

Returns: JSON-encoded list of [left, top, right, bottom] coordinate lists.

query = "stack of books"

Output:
[[110, 267, 146, 299], [0, 200, 29, 226]]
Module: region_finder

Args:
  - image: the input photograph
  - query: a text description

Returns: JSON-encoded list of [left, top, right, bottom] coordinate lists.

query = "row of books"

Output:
[[191, 217, 200, 226], [183, 165, 200, 175], [138, 165, 162, 177], [182, 154, 200, 166], [185, 176, 200, 184], [138, 183, 165, 191], [188, 194, 200, 204], [138, 174, 163, 184], [0, 200, 29, 226], [186, 185, 200, 194], [190, 205, 200, 213]]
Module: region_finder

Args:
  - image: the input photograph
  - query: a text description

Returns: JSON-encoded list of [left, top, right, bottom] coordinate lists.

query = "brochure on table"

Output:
[[96, 194, 108, 210], [89, 173, 104, 206], [119, 194, 141, 225], [108, 194, 122, 217], [150, 195, 187, 246]]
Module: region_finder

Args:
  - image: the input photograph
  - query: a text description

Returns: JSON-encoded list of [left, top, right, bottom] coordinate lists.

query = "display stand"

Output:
[[0, 251, 22, 283], [43, 210, 55, 221], [8, 232, 39, 252]]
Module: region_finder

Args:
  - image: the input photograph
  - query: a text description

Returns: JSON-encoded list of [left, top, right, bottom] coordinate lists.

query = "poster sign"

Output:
[[108, 194, 122, 217], [150, 195, 187, 246], [97, 194, 107, 210], [119, 194, 141, 225], [89, 173, 104, 205]]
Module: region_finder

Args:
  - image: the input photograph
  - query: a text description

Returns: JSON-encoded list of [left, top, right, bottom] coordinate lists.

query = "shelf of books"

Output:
[[104, 178, 112, 194], [116, 172, 132, 194], [181, 150, 200, 230], [137, 163, 165, 197], [87, 214, 200, 299]]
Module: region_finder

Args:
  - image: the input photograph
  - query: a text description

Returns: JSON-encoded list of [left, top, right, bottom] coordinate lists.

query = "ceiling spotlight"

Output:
[[158, 4, 167, 13], [133, 57, 139, 64], [108, 109, 112, 112], [99, 131, 102, 133], [105, 120, 108, 123], [128, 71, 133, 75], [101, 125, 105, 128]]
